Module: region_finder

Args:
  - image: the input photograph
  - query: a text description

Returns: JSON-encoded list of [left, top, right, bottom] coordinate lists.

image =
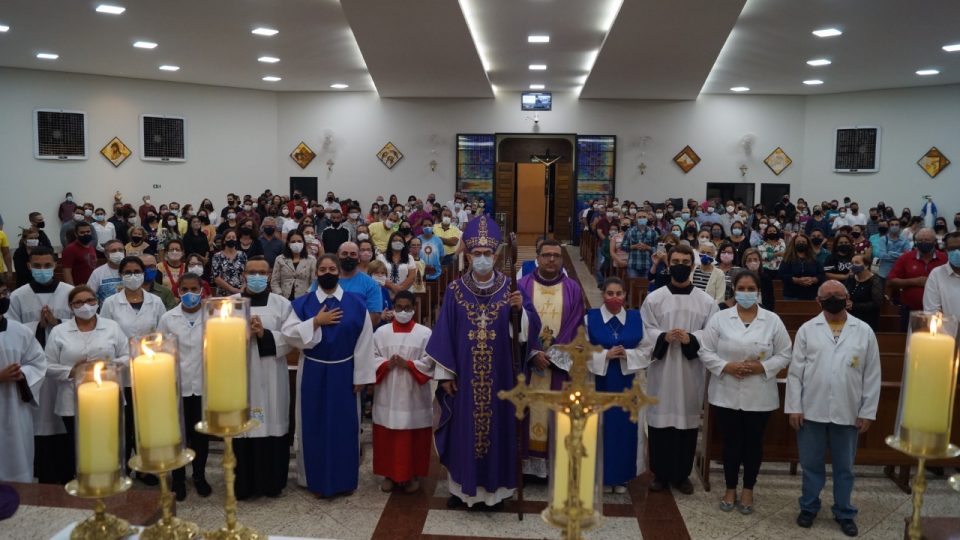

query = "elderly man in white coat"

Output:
[[0, 282, 48, 482], [232, 256, 294, 500], [786, 280, 880, 538]]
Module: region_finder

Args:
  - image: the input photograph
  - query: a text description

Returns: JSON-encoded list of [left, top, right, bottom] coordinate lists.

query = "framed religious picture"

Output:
[[290, 141, 316, 169], [377, 142, 403, 169], [764, 146, 793, 176], [917, 147, 950, 178], [100, 137, 131, 167], [672, 145, 700, 173]]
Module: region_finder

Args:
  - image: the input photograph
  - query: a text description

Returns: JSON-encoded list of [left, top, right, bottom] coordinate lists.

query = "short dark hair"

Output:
[[668, 243, 695, 262], [537, 238, 563, 254], [602, 277, 625, 292], [75, 222, 92, 232], [943, 231, 960, 244], [118, 256, 145, 274], [393, 290, 415, 305], [732, 269, 761, 290], [178, 273, 203, 288], [29, 246, 56, 261], [68, 285, 95, 304]]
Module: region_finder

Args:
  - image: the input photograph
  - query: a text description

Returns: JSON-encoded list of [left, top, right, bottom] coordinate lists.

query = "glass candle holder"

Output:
[[201, 296, 251, 432], [73, 361, 125, 496], [129, 332, 186, 470], [544, 408, 604, 531], [892, 311, 959, 457]]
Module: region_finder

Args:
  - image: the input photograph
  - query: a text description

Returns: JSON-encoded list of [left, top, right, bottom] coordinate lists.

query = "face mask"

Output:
[[95, 214, 106, 222], [131, 235, 145, 245], [340, 257, 359, 272], [948, 249, 960, 267], [471, 254, 494, 274], [609, 229, 620, 236], [726, 206, 735, 214], [348, 212, 360, 220], [317, 273, 339, 290], [393, 309, 414, 324], [373, 275, 387, 286], [766, 233, 779, 240], [681, 213, 690, 220], [699, 254, 714, 266], [246, 275, 269, 293], [126, 217, 137, 225], [170, 210, 180, 217], [735, 291, 758, 309], [243, 205, 252, 212], [707, 207, 715, 213], [669, 263, 692, 283], [839, 212, 847, 218], [288, 242, 304, 254], [123, 273, 144, 290], [180, 291, 202, 309], [73, 214, 85, 222], [262, 226, 275, 236], [225, 239, 238, 249], [304, 234, 316, 243], [31, 268, 54, 284], [282, 207, 290, 216], [185, 264, 203, 276], [731, 228, 742, 236], [916, 242, 935, 254], [655, 212, 663, 219], [227, 212, 237, 221], [719, 252, 734, 263], [820, 296, 847, 315], [889, 226, 900, 235], [26, 238, 40, 247], [77, 234, 94, 245], [795, 242, 809, 253], [686, 226, 698, 235], [671, 230, 681, 238], [108, 251, 124, 264], [391, 241, 406, 251], [746, 261, 760, 271], [356, 233, 370, 242], [400, 227, 412, 235], [384, 220, 395, 229], [66, 195, 74, 202], [73, 304, 98, 320], [360, 251, 373, 263], [811, 237, 824, 247], [603, 297, 624, 312], [167, 251, 183, 261], [144, 268, 158, 284], [423, 227, 433, 235], [850, 264, 865, 274], [84, 209, 93, 217]]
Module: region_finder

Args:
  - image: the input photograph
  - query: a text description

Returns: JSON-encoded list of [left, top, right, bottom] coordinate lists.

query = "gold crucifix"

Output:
[[498, 327, 657, 540]]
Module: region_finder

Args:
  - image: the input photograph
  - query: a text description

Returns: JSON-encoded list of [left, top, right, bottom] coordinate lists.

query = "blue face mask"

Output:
[[735, 291, 758, 309], [471, 254, 494, 274], [637, 218, 648, 226], [681, 213, 690, 220], [246, 275, 269, 294], [144, 268, 159, 283], [31, 268, 54, 284], [700, 254, 714, 266], [180, 292, 202, 309], [422, 226, 433, 235], [671, 230, 681, 238], [949, 249, 960, 268]]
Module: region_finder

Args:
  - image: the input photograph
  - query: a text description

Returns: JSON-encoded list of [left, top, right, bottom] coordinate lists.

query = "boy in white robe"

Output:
[[0, 283, 48, 482], [372, 291, 433, 493]]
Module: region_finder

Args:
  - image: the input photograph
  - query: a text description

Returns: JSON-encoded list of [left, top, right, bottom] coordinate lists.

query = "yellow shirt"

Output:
[[0, 230, 8, 272], [368, 221, 397, 253], [435, 224, 462, 257]]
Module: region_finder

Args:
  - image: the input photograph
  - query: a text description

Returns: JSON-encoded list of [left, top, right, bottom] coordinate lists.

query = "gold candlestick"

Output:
[[65, 476, 135, 540], [129, 450, 200, 539], [195, 419, 260, 540]]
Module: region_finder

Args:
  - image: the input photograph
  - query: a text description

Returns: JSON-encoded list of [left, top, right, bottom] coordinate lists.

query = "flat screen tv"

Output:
[[521, 92, 552, 111]]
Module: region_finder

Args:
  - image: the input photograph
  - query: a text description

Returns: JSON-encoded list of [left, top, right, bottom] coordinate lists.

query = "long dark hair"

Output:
[[384, 232, 409, 283]]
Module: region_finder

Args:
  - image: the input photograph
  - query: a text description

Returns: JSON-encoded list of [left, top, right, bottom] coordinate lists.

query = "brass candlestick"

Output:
[[195, 419, 260, 540], [65, 475, 135, 540], [129, 450, 199, 539]]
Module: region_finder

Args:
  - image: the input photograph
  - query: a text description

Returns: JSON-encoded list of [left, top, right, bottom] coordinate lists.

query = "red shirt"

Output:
[[60, 241, 98, 285], [888, 249, 947, 309], [285, 200, 308, 216]]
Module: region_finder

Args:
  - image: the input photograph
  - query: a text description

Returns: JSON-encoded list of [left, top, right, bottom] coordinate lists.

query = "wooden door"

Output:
[[495, 162, 516, 231], [554, 163, 573, 241], [517, 163, 546, 236]]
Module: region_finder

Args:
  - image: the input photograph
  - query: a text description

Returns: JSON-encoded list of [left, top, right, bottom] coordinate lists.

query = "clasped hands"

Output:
[[721, 356, 764, 379], [0, 363, 25, 383], [664, 328, 691, 345]]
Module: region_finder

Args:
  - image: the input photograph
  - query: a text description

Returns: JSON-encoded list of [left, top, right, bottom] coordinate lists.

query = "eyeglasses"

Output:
[[539, 253, 562, 260], [120, 271, 143, 277], [70, 298, 98, 308]]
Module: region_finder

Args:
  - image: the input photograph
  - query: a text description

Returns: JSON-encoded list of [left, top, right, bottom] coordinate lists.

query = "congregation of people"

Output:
[[1, 188, 959, 538]]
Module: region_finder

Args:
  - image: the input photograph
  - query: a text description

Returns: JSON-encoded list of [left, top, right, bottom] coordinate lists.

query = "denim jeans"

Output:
[[627, 267, 643, 279], [797, 420, 859, 519], [595, 245, 606, 287]]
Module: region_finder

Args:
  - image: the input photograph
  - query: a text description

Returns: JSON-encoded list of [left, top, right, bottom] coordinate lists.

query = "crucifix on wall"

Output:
[[531, 149, 563, 240]]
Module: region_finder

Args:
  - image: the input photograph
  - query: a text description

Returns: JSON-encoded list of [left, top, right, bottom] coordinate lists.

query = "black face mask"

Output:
[[820, 296, 847, 315], [225, 239, 238, 249], [795, 243, 809, 253], [686, 226, 697, 235], [262, 226, 275, 236], [239, 228, 253, 237], [330, 221, 341, 228], [340, 257, 359, 272], [293, 194, 302, 201], [916, 242, 936, 254], [669, 263, 692, 283], [0, 297, 9, 316], [317, 273, 339, 291], [870, 215, 878, 221], [36, 221, 45, 229], [766, 233, 779, 240], [131, 236, 144, 244], [836, 244, 852, 256], [878, 227, 888, 235], [294, 212, 304, 219], [400, 227, 412, 234], [77, 234, 93, 245], [811, 237, 824, 246]]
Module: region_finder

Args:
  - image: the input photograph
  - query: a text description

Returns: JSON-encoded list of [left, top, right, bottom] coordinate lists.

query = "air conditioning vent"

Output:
[[834, 126, 880, 173], [34, 109, 88, 160], [141, 114, 186, 162]]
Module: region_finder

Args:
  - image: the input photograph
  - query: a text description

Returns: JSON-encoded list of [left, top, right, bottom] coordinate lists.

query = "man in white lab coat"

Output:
[[786, 280, 881, 538], [0, 282, 48, 482]]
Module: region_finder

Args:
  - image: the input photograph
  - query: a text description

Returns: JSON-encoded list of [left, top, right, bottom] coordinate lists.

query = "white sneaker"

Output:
[[613, 485, 628, 494]]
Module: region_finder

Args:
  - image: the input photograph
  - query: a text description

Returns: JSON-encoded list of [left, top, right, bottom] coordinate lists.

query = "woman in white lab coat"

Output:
[[44, 285, 130, 481], [699, 270, 792, 514]]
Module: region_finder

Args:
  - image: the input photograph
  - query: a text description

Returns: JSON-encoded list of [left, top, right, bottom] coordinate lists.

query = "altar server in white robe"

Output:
[[45, 285, 130, 481], [6, 247, 73, 483], [638, 244, 718, 495], [371, 291, 434, 493], [232, 256, 294, 500], [0, 282, 48, 482]]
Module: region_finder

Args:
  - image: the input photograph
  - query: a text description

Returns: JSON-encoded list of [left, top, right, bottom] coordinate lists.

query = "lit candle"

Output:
[[204, 303, 248, 419], [902, 317, 956, 439], [131, 340, 181, 465], [77, 362, 120, 489], [551, 411, 599, 514]]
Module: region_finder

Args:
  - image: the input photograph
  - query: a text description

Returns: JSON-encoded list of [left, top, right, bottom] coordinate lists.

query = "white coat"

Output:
[[157, 306, 204, 397], [0, 318, 47, 482], [99, 290, 167, 386]]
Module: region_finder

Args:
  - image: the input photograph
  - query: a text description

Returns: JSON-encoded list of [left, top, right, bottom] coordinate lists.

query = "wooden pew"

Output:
[[627, 277, 648, 310]]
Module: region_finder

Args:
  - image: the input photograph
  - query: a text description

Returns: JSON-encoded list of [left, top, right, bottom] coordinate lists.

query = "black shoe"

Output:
[[796, 511, 816, 528], [835, 517, 858, 537], [194, 477, 212, 497], [673, 478, 694, 495], [173, 482, 187, 502], [446, 495, 465, 509], [479, 501, 504, 512], [648, 479, 668, 492], [137, 473, 159, 486]]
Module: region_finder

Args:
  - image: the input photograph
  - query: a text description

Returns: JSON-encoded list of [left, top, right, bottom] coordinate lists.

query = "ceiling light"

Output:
[[730, 86, 750, 92], [916, 69, 940, 76], [803, 79, 824, 85], [258, 56, 280, 63], [330, 83, 349, 89], [251, 27, 278, 37], [812, 28, 842, 38], [529, 84, 545, 90], [36, 53, 59, 60], [159, 65, 179, 71], [133, 41, 157, 49], [527, 35, 550, 43], [806, 58, 831, 66], [95, 4, 126, 14], [262, 76, 282, 82], [529, 64, 547, 71], [0, 24, 9, 32], [943, 43, 960, 52]]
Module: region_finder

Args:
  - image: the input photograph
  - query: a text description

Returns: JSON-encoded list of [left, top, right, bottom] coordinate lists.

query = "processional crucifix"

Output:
[[531, 150, 563, 239], [498, 327, 658, 540]]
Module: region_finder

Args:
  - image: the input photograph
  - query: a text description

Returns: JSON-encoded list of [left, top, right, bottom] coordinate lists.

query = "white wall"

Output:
[[2, 66, 958, 246]]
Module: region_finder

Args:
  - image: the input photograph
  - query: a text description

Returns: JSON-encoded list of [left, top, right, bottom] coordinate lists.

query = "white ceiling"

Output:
[[0, 0, 958, 98]]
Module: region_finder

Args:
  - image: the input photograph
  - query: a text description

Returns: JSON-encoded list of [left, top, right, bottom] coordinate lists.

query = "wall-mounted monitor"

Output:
[[521, 92, 552, 111]]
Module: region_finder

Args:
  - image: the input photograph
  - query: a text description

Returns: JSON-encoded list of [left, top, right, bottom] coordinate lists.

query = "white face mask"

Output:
[[304, 234, 316, 243], [384, 220, 395, 229], [349, 212, 360, 220], [471, 254, 494, 274], [73, 304, 98, 321], [726, 206, 735, 213], [391, 241, 405, 251], [394, 310, 414, 324], [442, 216, 451, 225], [227, 212, 237, 221], [26, 238, 40, 247], [108, 251, 124, 264], [746, 261, 761, 271], [167, 251, 183, 261], [356, 233, 370, 242], [289, 242, 304, 254], [167, 220, 177, 227], [373, 275, 387, 286], [281, 207, 289, 215], [122, 273, 144, 290], [188, 265, 204, 275]]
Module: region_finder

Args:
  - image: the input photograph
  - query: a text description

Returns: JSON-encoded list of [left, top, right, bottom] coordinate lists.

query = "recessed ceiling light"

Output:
[[0, 24, 9, 33], [812, 28, 842, 38], [528, 35, 550, 43], [803, 79, 824, 85], [251, 27, 278, 37], [36, 52, 59, 60], [528, 64, 547, 71], [133, 41, 157, 49], [159, 65, 179, 71], [330, 83, 349, 89], [529, 84, 545, 90], [262, 76, 282, 82], [943, 43, 960, 52], [258, 56, 280, 63], [730, 86, 750, 92], [95, 4, 126, 14], [807, 58, 831, 66], [916, 69, 940, 76]]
